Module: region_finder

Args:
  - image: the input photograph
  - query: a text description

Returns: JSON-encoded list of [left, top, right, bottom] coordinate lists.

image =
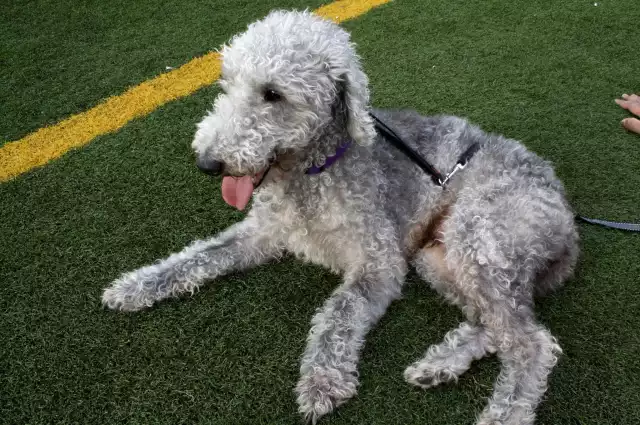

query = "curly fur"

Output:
[[102, 10, 579, 425]]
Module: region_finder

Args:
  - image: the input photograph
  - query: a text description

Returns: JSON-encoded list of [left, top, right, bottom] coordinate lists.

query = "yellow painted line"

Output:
[[0, 0, 392, 183], [0, 53, 222, 183], [315, 0, 390, 22]]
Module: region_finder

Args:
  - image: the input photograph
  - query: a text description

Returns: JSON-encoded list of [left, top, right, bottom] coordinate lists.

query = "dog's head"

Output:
[[191, 10, 375, 208]]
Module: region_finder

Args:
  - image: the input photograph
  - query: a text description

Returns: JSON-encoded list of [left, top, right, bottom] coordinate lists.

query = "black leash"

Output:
[[370, 111, 479, 188], [370, 112, 446, 186], [576, 215, 640, 232], [369, 111, 639, 233]]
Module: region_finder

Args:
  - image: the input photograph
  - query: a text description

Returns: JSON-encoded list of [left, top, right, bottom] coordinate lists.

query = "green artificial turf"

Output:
[[1, 0, 639, 424], [0, 0, 327, 143]]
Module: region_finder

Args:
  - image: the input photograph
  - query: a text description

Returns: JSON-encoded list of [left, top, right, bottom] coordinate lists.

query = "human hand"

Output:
[[615, 93, 640, 134]]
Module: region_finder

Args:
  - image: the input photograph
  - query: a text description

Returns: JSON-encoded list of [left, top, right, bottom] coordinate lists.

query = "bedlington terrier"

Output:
[[102, 10, 579, 425]]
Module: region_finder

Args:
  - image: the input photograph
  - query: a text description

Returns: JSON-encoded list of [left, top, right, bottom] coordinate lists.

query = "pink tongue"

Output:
[[221, 176, 254, 210]]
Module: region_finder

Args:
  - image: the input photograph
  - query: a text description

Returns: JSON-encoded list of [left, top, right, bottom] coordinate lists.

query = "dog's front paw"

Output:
[[101, 271, 156, 312], [295, 366, 358, 424]]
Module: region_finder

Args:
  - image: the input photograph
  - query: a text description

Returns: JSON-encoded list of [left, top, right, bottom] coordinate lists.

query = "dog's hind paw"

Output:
[[296, 366, 358, 424], [475, 406, 536, 425], [403, 361, 458, 389]]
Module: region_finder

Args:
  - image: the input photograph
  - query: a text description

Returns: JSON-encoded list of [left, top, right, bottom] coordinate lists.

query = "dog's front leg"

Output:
[[102, 216, 282, 312], [295, 261, 405, 423]]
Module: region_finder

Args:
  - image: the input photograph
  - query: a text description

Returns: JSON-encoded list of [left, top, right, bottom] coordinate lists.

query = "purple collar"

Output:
[[305, 142, 352, 175]]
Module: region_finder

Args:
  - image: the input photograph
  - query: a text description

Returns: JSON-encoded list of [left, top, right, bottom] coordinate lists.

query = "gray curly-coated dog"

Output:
[[102, 10, 579, 425]]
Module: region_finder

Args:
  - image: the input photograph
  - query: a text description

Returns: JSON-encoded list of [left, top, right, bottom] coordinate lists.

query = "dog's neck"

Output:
[[304, 115, 354, 172], [265, 117, 354, 187]]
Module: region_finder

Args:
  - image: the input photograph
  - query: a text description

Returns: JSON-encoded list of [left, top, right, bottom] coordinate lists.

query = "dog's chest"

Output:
[[261, 193, 366, 272]]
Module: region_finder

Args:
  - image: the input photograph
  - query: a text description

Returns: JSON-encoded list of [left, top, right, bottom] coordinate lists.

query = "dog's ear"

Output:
[[343, 58, 376, 146], [329, 46, 376, 146]]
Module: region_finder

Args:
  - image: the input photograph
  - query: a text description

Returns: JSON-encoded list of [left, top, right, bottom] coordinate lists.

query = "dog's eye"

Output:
[[264, 89, 282, 102]]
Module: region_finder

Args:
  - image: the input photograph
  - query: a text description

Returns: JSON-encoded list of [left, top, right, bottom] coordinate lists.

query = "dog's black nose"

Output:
[[196, 158, 224, 176]]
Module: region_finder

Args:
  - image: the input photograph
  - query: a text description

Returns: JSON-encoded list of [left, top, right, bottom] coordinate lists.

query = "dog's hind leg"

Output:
[[404, 321, 495, 388], [473, 303, 561, 425], [405, 244, 495, 388], [295, 256, 406, 424], [102, 216, 283, 312], [417, 254, 561, 425], [444, 195, 569, 425]]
